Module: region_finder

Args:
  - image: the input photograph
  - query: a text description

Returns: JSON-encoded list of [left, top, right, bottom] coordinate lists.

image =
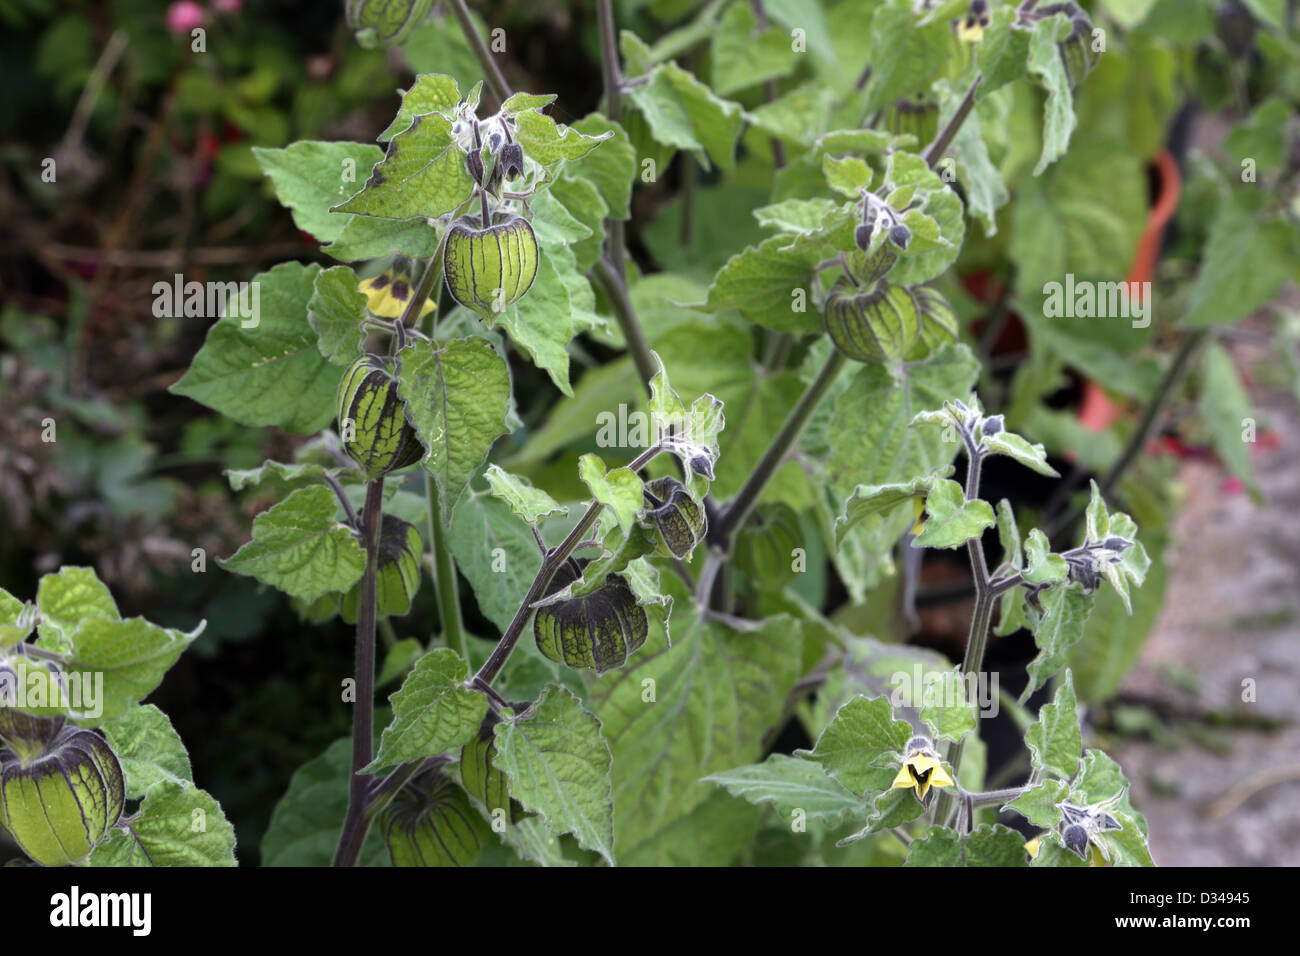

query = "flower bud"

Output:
[[982, 414, 1005, 437], [1, 725, 124, 866], [533, 563, 648, 674], [465, 148, 485, 186], [854, 222, 874, 251], [688, 454, 715, 481], [1062, 822, 1090, 859], [443, 214, 540, 323], [888, 223, 912, 251], [337, 354, 425, 481], [499, 142, 525, 181]]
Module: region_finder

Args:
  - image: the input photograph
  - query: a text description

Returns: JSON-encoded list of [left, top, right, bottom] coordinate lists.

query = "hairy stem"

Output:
[[333, 478, 386, 867], [711, 349, 847, 547], [1047, 329, 1209, 541], [591, 257, 658, 396], [449, 0, 510, 106], [922, 75, 982, 168], [472, 442, 667, 686], [426, 473, 466, 657]]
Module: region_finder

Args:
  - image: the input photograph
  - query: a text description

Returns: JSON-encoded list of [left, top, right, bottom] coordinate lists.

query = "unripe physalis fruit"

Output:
[[341, 516, 422, 623], [358, 255, 434, 320], [1039, 3, 1099, 88], [824, 277, 921, 365], [1, 721, 125, 866], [443, 214, 540, 323], [885, 98, 939, 148], [344, 0, 435, 48], [459, 714, 528, 825], [735, 502, 802, 587], [381, 766, 487, 867], [336, 354, 425, 481], [642, 477, 707, 559], [888, 222, 912, 251], [904, 284, 959, 360], [533, 561, 649, 674]]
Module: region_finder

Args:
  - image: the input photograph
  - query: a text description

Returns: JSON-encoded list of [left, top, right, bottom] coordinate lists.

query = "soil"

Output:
[[1110, 328, 1300, 867]]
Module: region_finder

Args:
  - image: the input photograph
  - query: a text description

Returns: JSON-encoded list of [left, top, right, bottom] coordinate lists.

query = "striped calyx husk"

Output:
[[344, 0, 435, 48], [642, 477, 707, 559], [1039, 2, 1099, 87], [824, 277, 921, 365], [885, 97, 939, 148], [736, 501, 803, 586], [533, 561, 648, 674], [459, 713, 528, 825], [381, 766, 488, 867], [341, 515, 422, 623], [905, 285, 960, 361], [443, 214, 540, 323], [336, 354, 424, 481], [0, 724, 124, 866]]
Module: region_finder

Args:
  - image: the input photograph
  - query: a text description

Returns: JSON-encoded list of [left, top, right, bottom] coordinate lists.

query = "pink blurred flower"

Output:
[[166, 1, 207, 34], [212, 0, 241, 13]]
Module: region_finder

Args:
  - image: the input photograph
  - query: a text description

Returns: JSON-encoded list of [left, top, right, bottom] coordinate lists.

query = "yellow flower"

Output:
[[1025, 835, 1041, 859], [909, 495, 926, 536], [890, 738, 954, 800], [359, 256, 435, 320], [953, 2, 989, 44]]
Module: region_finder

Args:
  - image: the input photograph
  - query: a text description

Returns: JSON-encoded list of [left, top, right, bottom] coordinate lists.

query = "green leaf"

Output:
[[704, 754, 865, 822], [627, 63, 744, 172], [1023, 585, 1093, 699], [103, 704, 193, 799], [367, 648, 488, 773], [1023, 529, 1068, 585], [448, 491, 544, 634], [747, 83, 835, 147], [977, 6, 1031, 97], [333, 111, 474, 221], [484, 464, 565, 525], [1085, 479, 1110, 543], [1027, 13, 1077, 175], [308, 265, 367, 366], [905, 823, 1028, 866], [802, 695, 912, 796], [1183, 191, 1296, 329], [577, 453, 644, 534], [710, 1, 799, 96], [546, 175, 608, 273], [170, 262, 344, 434], [983, 430, 1059, 477], [51, 617, 200, 724], [252, 142, 383, 242], [881, 152, 965, 285], [497, 244, 577, 395], [701, 235, 822, 333], [587, 589, 803, 857], [323, 215, 442, 262], [35, 566, 118, 641], [1200, 345, 1263, 500], [1095, 811, 1155, 866], [826, 345, 980, 498], [494, 684, 615, 865], [219, 485, 365, 603], [379, 73, 461, 141], [91, 782, 236, 867], [920, 668, 977, 743], [822, 154, 873, 198], [912, 479, 996, 550], [755, 197, 839, 235], [225, 459, 346, 494], [863, 0, 951, 113], [1007, 778, 1069, 829], [261, 736, 389, 866], [570, 114, 637, 219], [396, 336, 512, 507], [835, 474, 943, 547], [514, 107, 613, 168], [1025, 670, 1082, 780]]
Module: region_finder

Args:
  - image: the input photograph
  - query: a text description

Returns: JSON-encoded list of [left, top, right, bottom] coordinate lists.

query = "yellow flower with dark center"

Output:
[[910, 495, 927, 536], [359, 256, 435, 320], [953, 1, 989, 43], [891, 737, 954, 800]]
